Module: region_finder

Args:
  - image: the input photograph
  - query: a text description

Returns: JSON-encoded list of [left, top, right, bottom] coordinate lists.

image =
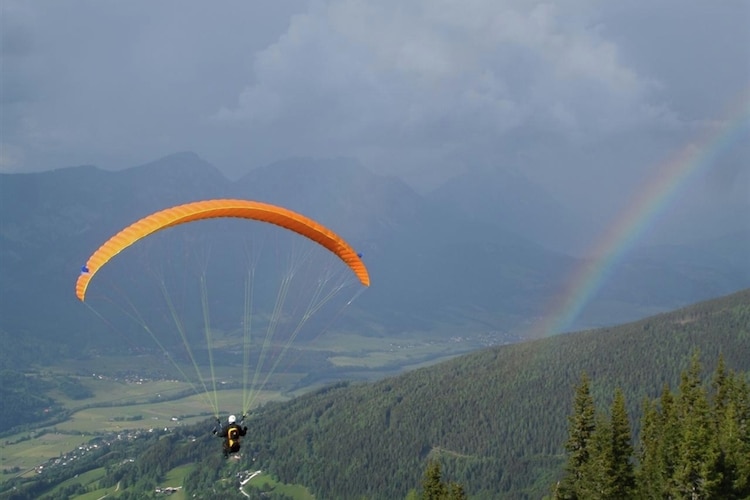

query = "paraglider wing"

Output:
[[76, 199, 370, 301]]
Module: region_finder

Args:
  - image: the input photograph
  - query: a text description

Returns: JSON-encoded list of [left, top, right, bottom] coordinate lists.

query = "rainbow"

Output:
[[530, 89, 750, 338]]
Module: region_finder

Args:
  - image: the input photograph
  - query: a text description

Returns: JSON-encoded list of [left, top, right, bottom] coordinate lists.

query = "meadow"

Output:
[[246, 471, 315, 499], [0, 330, 466, 492]]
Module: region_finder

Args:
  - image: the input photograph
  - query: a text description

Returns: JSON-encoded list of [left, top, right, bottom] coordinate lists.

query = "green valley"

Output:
[[0, 289, 748, 499]]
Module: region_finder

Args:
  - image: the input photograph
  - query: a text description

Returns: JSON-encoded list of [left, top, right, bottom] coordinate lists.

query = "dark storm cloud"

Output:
[[1, 0, 305, 171], [1, 0, 747, 227]]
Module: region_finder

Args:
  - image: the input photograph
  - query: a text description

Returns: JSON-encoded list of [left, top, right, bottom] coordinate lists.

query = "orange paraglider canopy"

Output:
[[76, 199, 370, 301]]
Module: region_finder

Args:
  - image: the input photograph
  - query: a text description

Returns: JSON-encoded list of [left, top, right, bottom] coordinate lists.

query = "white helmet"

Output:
[[228, 415, 237, 424]]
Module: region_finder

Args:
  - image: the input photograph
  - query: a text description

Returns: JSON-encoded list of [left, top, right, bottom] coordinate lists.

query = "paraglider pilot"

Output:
[[212, 414, 247, 458]]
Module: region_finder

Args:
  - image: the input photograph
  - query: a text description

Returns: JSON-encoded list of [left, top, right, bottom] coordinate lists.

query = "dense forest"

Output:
[[0, 372, 94, 434], [0, 371, 58, 433], [236, 289, 749, 498], [554, 353, 750, 499], [1, 289, 748, 499]]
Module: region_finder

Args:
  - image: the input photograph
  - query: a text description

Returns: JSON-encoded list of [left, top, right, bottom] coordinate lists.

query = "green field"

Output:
[[1, 432, 93, 477], [309, 330, 479, 369], [246, 471, 315, 499], [1, 331, 469, 496], [0, 383, 288, 480], [44, 467, 110, 500], [156, 463, 194, 500]]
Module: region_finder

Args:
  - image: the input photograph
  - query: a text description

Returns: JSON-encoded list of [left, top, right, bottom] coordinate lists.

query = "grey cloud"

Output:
[[0, 0, 746, 230], [595, 1, 750, 120], [0, 0, 304, 171], [217, 1, 663, 148], [209, 2, 673, 191]]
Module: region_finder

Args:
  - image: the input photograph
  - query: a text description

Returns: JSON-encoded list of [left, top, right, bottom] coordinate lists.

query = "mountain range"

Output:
[[0, 152, 747, 355]]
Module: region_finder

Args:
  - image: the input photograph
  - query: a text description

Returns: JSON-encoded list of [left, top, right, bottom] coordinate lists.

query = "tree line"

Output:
[[554, 352, 750, 499]]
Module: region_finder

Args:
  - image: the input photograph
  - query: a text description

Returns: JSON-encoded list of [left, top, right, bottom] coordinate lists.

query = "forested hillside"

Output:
[[3, 289, 748, 499], [226, 288, 750, 498]]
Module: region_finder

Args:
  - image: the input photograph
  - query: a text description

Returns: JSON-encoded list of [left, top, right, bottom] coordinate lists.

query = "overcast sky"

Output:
[[2, 0, 748, 236]]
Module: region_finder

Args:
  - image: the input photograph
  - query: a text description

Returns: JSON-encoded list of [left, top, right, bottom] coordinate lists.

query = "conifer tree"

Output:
[[711, 353, 730, 422], [581, 413, 611, 498], [658, 383, 681, 497], [714, 371, 750, 497], [419, 459, 466, 500], [712, 354, 732, 497], [731, 376, 750, 495], [556, 372, 596, 499], [571, 389, 634, 499], [636, 397, 666, 497], [607, 388, 635, 498], [673, 352, 721, 498], [447, 482, 467, 500], [422, 459, 447, 500]]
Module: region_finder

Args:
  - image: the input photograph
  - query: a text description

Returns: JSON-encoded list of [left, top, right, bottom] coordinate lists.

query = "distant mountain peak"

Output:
[[128, 151, 223, 176]]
